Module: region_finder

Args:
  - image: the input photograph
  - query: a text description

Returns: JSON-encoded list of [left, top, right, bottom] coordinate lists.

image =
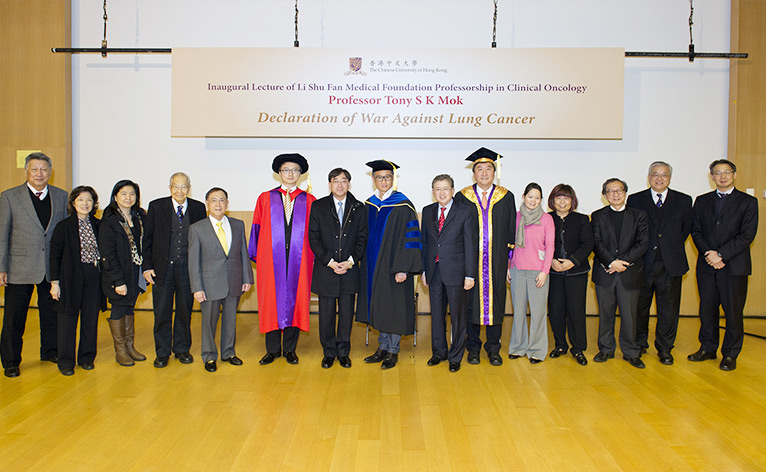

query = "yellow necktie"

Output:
[[216, 221, 228, 255]]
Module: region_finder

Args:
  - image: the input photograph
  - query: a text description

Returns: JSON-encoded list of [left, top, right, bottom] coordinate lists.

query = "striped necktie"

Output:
[[656, 193, 663, 208], [283, 190, 294, 223], [177, 205, 184, 222], [337, 201, 343, 226]]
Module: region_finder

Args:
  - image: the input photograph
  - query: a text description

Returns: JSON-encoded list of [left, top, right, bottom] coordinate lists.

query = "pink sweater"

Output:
[[509, 212, 555, 274]]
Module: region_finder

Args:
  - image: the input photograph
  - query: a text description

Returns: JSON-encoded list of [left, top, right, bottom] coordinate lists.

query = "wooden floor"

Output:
[[2, 312, 766, 472]]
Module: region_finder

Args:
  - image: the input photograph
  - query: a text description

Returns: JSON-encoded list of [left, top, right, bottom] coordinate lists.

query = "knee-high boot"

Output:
[[107, 318, 134, 366], [124, 315, 146, 361]]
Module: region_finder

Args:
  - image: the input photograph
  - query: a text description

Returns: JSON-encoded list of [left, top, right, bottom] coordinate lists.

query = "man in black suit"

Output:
[[421, 174, 477, 373], [142, 172, 206, 368], [626, 161, 692, 365], [308, 168, 367, 369], [688, 159, 758, 371], [591, 178, 649, 369], [0, 152, 68, 378]]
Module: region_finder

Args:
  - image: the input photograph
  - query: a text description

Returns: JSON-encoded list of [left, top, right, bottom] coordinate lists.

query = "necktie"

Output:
[[177, 205, 184, 222], [438, 207, 446, 233], [216, 221, 228, 255], [656, 193, 663, 208], [481, 191, 488, 208], [35, 191, 42, 199], [337, 201, 344, 226], [283, 191, 294, 223]]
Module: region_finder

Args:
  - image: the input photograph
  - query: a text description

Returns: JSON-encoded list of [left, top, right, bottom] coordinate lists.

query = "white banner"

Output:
[[171, 47, 624, 139]]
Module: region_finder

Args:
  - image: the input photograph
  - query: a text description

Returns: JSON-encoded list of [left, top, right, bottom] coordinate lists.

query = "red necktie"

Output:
[[436, 207, 445, 263], [35, 192, 42, 199]]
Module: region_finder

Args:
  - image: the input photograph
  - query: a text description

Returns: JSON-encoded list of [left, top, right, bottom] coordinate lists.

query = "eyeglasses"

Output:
[[280, 168, 302, 175], [649, 173, 670, 179], [331, 179, 349, 185], [712, 170, 734, 177], [374, 175, 393, 182], [171, 185, 189, 191], [605, 189, 625, 196], [554, 196, 572, 201]]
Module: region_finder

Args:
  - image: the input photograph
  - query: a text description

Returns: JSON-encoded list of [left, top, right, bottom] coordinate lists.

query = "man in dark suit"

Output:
[[308, 168, 367, 369], [591, 178, 649, 369], [626, 161, 692, 365], [143, 172, 206, 368], [421, 174, 477, 373], [188, 187, 254, 373], [688, 159, 758, 371], [0, 152, 68, 378]]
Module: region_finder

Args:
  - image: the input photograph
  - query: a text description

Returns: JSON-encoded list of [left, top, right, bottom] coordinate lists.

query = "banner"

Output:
[[171, 47, 624, 139]]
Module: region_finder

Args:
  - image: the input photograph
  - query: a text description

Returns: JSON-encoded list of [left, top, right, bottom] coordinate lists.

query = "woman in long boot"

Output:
[[99, 180, 147, 366]]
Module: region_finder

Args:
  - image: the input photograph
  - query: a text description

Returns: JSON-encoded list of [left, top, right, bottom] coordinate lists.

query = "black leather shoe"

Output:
[[321, 356, 334, 369], [549, 347, 567, 358], [488, 352, 503, 366], [154, 356, 169, 368], [42, 354, 58, 363], [204, 360, 217, 372], [687, 349, 716, 362], [529, 357, 543, 364], [449, 362, 461, 373], [60, 368, 75, 376], [284, 351, 299, 364], [573, 352, 588, 366], [593, 351, 614, 363], [175, 352, 194, 364], [80, 362, 95, 371], [720, 356, 737, 371], [338, 356, 352, 368], [658, 351, 674, 365], [467, 351, 480, 364], [427, 356, 445, 366], [624, 356, 646, 369], [508, 354, 522, 359], [222, 356, 243, 366], [381, 353, 398, 369], [364, 348, 388, 363], [639, 346, 648, 356], [4, 367, 20, 378], [259, 352, 280, 365]]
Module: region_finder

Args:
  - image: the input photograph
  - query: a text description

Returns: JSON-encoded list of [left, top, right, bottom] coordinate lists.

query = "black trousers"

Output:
[[57, 263, 101, 370], [152, 259, 193, 357], [317, 293, 355, 357], [428, 263, 468, 363], [595, 276, 640, 358], [1, 280, 57, 368], [636, 260, 682, 353], [265, 326, 300, 354], [466, 322, 502, 354], [547, 273, 588, 354], [697, 270, 747, 359]]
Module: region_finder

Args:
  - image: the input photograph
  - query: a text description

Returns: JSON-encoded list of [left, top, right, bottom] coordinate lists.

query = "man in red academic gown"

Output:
[[249, 154, 315, 365]]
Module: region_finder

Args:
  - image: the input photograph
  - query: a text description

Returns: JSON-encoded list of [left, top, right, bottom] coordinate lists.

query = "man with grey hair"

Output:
[[143, 172, 206, 368], [0, 152, 68, 378], [627, 161, 692, 365]]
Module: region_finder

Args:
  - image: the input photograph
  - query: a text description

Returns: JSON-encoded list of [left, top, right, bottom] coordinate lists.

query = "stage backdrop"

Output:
[[171, 47, 624, 139]]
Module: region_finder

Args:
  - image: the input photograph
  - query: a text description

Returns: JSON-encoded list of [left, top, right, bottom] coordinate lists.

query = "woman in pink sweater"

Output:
[[507, 183, 555, 363]]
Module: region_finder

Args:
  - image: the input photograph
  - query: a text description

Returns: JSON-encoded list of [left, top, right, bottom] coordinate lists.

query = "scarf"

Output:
[[117, 210, 143, 266], [515, 203, 543, 248]]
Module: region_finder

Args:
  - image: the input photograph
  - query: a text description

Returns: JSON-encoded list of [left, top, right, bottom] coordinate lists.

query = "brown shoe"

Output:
[[107, 318, 134, 366], [123, 315, 146, 361]]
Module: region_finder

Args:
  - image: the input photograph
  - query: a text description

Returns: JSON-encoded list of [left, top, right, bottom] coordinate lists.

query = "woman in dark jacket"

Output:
[[99, 180, 147, 366], [49, 186, 105, 376], [547, 184, 594, 366]]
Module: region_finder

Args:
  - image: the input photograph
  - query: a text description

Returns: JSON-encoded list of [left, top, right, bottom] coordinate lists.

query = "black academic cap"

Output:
[[365, 160, 400, 172], [465, 147, 502, 164], [272, 153, 309, 174]]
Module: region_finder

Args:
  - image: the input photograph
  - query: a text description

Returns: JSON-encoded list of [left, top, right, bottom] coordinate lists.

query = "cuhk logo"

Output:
[[344, 57, 367, 76]]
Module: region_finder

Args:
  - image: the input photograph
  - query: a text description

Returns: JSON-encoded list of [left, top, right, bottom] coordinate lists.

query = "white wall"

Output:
[[72, 0, 731, 213]]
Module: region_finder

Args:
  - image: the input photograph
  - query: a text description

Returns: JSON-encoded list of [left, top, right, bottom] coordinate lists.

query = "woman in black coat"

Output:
[[546, 184, 594, 366], [49, 186, 105, 376], [99, 180, 147, 366]]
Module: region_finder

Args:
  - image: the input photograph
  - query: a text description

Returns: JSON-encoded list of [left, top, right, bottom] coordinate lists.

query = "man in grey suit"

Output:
[[188, 187, 253, 373], [0, 152, 68, 378]]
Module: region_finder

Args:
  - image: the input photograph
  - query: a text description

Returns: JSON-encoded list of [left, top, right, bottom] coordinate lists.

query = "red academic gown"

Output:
[[249, 187, 315, 333]]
